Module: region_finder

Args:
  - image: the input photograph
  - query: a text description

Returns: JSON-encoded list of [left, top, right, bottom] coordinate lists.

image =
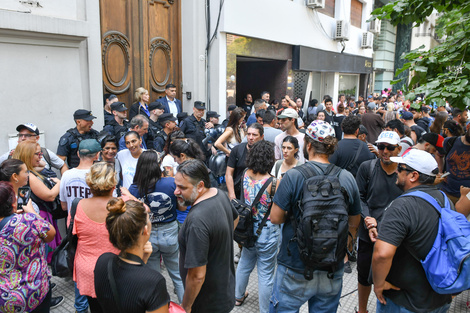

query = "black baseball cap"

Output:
[[159, 113, 177, 123], [73, 109, 96, 121], [228, 105, 237, 112], [206, 111, 220, 119], [110, 102, 127, 112], [148, 101, 164, 111]]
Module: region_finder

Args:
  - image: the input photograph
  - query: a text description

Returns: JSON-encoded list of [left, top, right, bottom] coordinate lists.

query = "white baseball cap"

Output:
[[376, 131, 400, 145], [390, 149, 438, 176], [277, 108, 299, 119]]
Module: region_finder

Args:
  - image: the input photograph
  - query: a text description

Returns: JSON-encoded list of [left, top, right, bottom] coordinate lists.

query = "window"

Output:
[[350, 0, 363, 28], [319, 0, 335, 18]]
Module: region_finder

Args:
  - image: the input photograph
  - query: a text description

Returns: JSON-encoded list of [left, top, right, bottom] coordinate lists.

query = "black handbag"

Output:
[[232, 173, 275, 248], [30, 174, 67, 220], [51, 198, 80, 277]]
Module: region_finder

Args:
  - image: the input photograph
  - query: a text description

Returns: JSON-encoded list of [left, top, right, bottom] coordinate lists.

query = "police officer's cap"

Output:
[[194, 101, 206, 110], [206, 111, 220, 119], [148, 101, 164, 111], [159, 113, 177, 124], [74, 109, 96, 121], [228, 105, 237, 112], [110, 102, 128, 112]]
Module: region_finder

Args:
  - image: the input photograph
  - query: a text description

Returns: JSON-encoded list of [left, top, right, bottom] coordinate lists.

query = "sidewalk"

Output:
[[50, 256, 469, 313]]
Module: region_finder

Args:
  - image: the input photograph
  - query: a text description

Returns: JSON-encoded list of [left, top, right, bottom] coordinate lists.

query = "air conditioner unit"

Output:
[[369, 19, 381, 34], [361, 32, 374, 49], [306, 0, 325, 9], [335, 20, 350, 41]]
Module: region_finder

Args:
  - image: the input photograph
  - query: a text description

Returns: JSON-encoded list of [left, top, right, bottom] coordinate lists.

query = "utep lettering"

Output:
[[66, 185, 91, 198]]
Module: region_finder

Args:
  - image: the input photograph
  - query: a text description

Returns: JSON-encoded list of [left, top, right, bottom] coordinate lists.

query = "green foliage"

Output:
[[372, 0, 470, 109]]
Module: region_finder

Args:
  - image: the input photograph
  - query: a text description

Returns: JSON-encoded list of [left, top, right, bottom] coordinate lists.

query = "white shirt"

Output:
[[117, 149, 145, 189], [274, 131, 306, 164], [167, 96, 178, 117], [59, 168, 92, 211]]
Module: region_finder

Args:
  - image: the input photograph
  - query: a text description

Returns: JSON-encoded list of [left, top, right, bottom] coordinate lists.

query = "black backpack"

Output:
[[290, 162, 349, 280]]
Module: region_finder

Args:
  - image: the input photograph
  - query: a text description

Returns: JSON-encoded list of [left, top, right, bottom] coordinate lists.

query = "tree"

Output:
[[372, 0, 470, 109]]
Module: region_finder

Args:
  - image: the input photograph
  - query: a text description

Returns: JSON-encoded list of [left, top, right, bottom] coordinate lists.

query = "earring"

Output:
[[15, 179, 18, 183]]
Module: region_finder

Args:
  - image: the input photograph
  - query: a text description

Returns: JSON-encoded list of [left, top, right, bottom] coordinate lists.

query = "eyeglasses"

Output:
[[18, 134, 36, 138], [377, 144, 398, 151], [34, 152, 43, 157], [397, 164, 414, 173]]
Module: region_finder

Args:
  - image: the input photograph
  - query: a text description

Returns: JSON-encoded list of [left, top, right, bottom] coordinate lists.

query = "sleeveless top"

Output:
[[242, 173, 272, 222]]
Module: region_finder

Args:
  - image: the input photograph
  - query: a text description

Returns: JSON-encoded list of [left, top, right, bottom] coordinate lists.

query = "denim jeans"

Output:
[[147, 220, 184, 303], [376, 297, 451, 313], [235, 221, 281, 313], [75, 282, 89, 313], [269, 263, 344, 313]]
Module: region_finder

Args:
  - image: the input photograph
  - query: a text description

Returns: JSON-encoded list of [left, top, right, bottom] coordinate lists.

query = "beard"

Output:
[[176, 186, 199, 207]]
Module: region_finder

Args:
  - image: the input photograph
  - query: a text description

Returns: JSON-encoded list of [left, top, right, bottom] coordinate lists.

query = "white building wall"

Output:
[[182, 0, 374, 119], [0, 0, 102, 153]]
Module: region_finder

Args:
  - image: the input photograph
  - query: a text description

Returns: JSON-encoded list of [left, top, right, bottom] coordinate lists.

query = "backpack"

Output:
[[290, 162, 350, 280], [232, 175, 276, 248], [400, 190, 470, 294]]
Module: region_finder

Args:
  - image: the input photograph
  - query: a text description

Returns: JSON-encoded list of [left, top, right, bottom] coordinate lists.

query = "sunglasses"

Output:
[[377, 144, 398, 151], [397, 164, 414, 173]]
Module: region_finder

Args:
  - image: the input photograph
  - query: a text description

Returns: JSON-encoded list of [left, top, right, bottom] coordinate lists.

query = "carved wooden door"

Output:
[[100, 0, 181, 107]]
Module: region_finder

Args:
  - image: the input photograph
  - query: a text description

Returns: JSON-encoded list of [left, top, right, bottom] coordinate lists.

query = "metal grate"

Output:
[[294, 71, 309, 100]]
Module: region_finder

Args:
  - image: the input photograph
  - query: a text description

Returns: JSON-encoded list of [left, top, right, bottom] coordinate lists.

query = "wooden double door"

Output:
[[100, 0, 181, 107]]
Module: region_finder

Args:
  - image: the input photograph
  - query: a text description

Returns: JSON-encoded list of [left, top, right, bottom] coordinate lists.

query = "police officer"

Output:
[[146, 101, 165, 149], [57, 109, 99, 168], [153, 113, 178, 152], [103, 101, 129, 140], [180, 101, 214, 154]]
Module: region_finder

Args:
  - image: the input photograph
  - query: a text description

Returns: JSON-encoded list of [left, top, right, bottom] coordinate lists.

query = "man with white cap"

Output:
[[0, 123, 68, 175], [372, 149, 452, 312], [274, 108, 306, 163], [354, 131, 403, 313]]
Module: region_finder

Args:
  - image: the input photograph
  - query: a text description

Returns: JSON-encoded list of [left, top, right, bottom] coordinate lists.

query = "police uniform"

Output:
[[103, 102, 130, 140], [57, 110, 99, 168], [146, 101, 165, 150], [152, 113, 177, 152], [180, 114, 206, 152]]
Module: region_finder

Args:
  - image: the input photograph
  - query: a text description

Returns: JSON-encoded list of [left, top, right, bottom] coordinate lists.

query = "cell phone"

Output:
[[441, 172, 450, 178], [17, 186, 31, 212]]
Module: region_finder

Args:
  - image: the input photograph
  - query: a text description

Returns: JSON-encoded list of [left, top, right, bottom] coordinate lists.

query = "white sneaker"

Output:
[[234, 251, 240, 264]]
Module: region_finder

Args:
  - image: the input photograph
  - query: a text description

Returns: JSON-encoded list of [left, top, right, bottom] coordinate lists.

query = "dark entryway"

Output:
[[235, 56, 287, 106]]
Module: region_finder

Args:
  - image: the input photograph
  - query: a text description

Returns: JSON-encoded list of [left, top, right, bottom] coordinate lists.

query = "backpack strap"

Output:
[[107, 257, 124, 313], [274, 160, 283, 178], [255, 177, 275, 236], [67, 198, 81, 237], [399, 190, 449, 216], [346, 141, 364, 172], [239, 168, 248, 200]]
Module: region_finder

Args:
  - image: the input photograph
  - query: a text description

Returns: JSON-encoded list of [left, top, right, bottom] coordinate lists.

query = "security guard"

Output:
[[180, 101, 214, 158], [146, 101, 164, 149], [103, 101, 129, 140], [153, 113, 178, 152], [57, 109, 99, 168]]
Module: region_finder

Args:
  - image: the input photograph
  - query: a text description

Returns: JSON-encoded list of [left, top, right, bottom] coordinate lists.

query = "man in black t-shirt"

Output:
[[329, 115, 375, 177], [226, 123, 264, 200], [354, 131, 402, 313], [372, 149, 452, 312], [176, 160, 239, 313]]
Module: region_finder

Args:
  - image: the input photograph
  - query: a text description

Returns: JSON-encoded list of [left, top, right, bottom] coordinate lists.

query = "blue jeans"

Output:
[[269, 264, 344, 313], [74, 282, 89, 313], [147, 220, 184, 303], [235, 221, 280, 313], [376, 297, 451, 313]]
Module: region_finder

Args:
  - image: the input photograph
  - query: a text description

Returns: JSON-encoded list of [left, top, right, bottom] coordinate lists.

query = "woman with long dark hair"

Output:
[[0, 159, 29, 197], [0, 181, 56, 313], [214, 107, 246, 156], [161, 130, 185, 177], [94, 199, 170, 313], [128, 151, 184, 303]]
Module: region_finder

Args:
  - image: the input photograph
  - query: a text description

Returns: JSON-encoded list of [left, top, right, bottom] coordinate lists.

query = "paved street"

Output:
[[50, 244, 470, 313]]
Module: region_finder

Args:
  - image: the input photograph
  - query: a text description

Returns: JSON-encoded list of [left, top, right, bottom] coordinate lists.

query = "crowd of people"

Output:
[[0, 84, 469, 313]]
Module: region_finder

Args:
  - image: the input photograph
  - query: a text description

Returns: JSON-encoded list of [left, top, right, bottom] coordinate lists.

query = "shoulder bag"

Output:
[[51, 197, 80, 277]]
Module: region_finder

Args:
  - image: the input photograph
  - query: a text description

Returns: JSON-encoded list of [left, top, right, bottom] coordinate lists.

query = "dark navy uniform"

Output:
[[180, 114, 206, 152], [146, 118, 163, 150], [104, 110, 114, 125], [153, 130, 168, 152], [57, 127, 99, 168], [103, 119, 129, 140]]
